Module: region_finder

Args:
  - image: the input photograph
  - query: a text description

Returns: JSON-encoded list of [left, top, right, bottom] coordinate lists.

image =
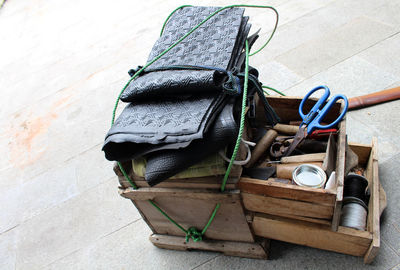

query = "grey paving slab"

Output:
[[359, 33, 400, 78], [366, 1, 400, 31], [346, 114, 400, 163], [253, 60, 304, 93], [276, 16, 397, 78], [379, 153, 400, 228], [284, 56, 400, 98], [18, 163, 79, 222], [349, 100, 400, 153], [252, 0, 394, 63], [15, 179, 140, 270], [0, 184, 22, 233], [0, 229, 17, 270], [43, 219, 219, 270], [194, 240, 400, 270]]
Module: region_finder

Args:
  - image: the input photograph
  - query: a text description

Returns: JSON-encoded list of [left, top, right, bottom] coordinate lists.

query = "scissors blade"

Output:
[[282, 125, 307, 157]]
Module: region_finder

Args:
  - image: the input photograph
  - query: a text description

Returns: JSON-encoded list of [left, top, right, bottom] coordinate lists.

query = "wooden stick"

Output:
[[349, 86, 400, 110], [246, 129, 278, 168], [281, 153, 326, 164], [273, 123, 299, 135]]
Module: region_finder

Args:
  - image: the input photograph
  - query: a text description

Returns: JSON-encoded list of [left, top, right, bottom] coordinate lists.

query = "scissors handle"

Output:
[[299, 85, 330, 123], [299, 86, 349, 134], [307, 94, 348, 133]]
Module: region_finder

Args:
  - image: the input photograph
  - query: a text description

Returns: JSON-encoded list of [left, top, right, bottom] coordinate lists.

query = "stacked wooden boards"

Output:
[[114, 146, 269, 259]]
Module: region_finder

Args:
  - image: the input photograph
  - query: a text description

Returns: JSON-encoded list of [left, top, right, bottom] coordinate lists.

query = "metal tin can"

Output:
[[292, 164, 327, 188]]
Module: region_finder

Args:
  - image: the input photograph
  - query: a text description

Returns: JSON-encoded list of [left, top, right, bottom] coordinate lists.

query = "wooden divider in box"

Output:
[[242, 96, 346, 230], [249, 138, 380, 263]]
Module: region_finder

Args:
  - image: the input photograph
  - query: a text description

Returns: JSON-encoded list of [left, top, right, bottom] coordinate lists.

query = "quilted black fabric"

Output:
[[120, 6, 250, 101], [145, 102, 238, 186], [103, 93, 227, 161]]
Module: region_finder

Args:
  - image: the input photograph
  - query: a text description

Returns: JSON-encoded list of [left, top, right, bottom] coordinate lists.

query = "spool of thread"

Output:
[[340, 197, 368, 230], [344, 173, 369, 205], [341, 173, 370, 230]]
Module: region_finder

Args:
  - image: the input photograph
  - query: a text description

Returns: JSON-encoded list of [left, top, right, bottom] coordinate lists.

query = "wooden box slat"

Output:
[[250, 139, 381, 263]]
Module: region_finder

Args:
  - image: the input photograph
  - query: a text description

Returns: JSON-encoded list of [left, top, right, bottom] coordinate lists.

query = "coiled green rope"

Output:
[[111, 4, 282, 242]]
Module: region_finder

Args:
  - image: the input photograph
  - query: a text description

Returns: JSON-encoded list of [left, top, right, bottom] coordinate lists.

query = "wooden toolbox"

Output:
[[241, 96, 347, 229], [246, 139, 380, 263], [240, 96, 381, 263], [114, 96, 382, 263]]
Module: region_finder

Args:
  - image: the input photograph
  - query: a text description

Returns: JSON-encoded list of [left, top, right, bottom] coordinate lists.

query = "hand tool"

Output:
[[282, 85, 348, 157], [276, 162, 323, 180], [246, 129, 278, 167]]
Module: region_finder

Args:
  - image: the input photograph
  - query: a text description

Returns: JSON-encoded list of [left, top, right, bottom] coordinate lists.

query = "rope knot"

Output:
[[185, 227, 203, 242]]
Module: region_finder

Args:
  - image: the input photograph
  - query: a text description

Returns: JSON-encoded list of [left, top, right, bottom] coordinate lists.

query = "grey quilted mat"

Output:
[[120, 6, 249, 102], [102, 93, 227, 161]]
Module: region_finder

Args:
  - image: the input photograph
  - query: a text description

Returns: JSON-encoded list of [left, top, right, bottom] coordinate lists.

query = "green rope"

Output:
[[118, 163, 137, 189], [262, 85, 286, 96], [111, 5, 279, 242], [148, 200, 187, 233], [220, 40, 250, 192]]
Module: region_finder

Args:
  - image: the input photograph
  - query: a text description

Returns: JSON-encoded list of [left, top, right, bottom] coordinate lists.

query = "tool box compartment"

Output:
[[246, 136, 381, 263], [240, 96, 347, 230]]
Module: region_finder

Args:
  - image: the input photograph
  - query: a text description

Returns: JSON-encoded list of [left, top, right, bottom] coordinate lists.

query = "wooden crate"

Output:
[[241, 96, 347, 230], [115, 163, 268, 259], [248, 138, 381, 263]]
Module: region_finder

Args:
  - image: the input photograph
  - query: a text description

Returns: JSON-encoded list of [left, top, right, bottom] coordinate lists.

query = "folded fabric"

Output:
[[120, 6, 250, 102], [144, 102, 238, 186], [132, 153, 226, 179], [102, 93, 227, 161]]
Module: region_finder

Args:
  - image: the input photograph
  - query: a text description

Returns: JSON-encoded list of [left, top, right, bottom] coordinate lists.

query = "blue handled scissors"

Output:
[[282, 85, 348, 157]]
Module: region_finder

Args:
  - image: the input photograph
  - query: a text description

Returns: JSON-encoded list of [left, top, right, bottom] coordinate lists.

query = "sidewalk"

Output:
[[0, 0, 399, 269]]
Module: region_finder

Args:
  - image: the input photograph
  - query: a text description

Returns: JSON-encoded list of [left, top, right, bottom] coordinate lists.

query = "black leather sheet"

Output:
[[145, 102, 238, 186], [103, 93, 227, 161], [120, 6, 249, 102]]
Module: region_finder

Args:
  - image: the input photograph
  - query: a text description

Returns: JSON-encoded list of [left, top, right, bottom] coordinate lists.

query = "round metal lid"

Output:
[[292, 164, 327, 188]]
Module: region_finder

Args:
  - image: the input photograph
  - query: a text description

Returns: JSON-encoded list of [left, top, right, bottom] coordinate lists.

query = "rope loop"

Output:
[[185, 227, 203, 242]]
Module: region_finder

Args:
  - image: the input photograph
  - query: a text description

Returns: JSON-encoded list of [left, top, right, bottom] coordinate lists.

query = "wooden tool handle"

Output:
[[276, 162, 323, 179], [273, 123, 299, 135], [281, 153, 326, 164], [348, 86, 400, 110], [246, 129, 278, 168]]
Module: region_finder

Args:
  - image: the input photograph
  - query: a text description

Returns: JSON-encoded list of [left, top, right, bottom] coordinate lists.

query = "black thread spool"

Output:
[[340, 173, 370, 230], [344, 173, 369, 205]]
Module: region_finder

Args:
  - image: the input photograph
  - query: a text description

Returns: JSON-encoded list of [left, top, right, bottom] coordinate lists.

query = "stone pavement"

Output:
[[0, 0, 399, 269]]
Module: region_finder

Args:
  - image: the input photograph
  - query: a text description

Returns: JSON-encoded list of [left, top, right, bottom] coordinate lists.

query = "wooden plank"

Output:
[[123, 180, 237, 190], [364, 137, 380, 264], [242, 193, 333, 219], [120, 188, 240, 203], [133, 194, 255, 243], [348, 142, 372, 167], [259, 96, 341, 124], [331, 117, 346, 231], [150, 234, 268, 259], [253, 214, 372, 257], [238, 177, 336, 205]]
